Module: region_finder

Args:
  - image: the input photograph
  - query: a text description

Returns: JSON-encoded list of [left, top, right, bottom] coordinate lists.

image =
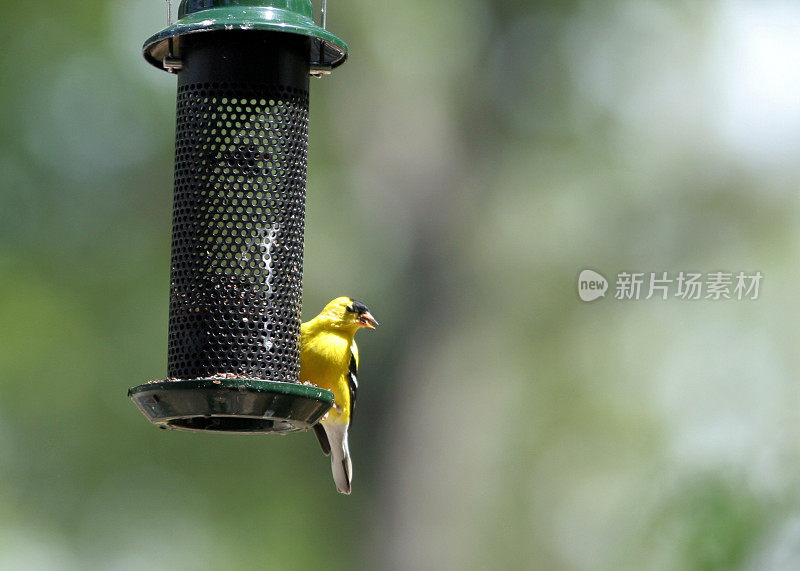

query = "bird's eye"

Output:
[[346, 304, 355, 313]]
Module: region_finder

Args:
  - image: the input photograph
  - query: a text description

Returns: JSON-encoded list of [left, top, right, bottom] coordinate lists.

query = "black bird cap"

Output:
[[347, 299, 370, 314]]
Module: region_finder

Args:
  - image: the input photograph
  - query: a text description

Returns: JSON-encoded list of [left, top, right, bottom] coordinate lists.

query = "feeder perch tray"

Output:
[[128, 379, 334, 434]]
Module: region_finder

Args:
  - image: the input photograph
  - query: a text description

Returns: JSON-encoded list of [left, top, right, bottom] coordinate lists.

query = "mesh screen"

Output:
[[167, 80, 308, 381]]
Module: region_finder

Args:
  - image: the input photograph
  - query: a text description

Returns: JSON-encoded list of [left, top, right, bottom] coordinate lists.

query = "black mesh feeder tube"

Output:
[[128, 0, 347, 434]]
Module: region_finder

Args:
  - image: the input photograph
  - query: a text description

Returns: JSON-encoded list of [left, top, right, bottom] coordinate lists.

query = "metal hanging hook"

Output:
[[163, 0, 183, 72], [311, 0, 332, 77]]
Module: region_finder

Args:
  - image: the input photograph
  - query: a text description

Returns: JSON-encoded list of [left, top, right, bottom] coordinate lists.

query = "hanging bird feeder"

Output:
[[128, 0, 347, 434]]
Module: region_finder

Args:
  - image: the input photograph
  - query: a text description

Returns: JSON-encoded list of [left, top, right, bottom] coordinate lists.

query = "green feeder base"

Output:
[[128, 378, 333, 434]]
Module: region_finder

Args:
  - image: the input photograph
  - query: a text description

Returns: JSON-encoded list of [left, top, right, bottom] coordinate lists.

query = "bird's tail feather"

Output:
[[313, 423, 331, 456], [323, 422, 352, 494]]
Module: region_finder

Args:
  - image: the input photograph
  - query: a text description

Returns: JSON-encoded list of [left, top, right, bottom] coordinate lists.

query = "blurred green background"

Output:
[[2, 0, 800, 569]]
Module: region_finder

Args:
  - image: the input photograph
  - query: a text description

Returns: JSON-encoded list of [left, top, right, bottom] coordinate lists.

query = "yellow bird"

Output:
[[300, 296, 378, 494]]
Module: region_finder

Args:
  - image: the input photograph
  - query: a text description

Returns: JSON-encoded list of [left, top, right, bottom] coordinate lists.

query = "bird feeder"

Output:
[[128, 0, 347, 434]]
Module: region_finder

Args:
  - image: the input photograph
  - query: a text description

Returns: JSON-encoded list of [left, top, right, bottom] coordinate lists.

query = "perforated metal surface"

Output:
[[167, 32, 310, 382]]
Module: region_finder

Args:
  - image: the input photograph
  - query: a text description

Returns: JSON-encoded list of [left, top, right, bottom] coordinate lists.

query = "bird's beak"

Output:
[[358, 311, 379, 329]]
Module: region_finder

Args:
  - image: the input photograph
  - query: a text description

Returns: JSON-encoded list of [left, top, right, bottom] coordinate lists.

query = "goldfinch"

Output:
[[300, 297, 378, 494]]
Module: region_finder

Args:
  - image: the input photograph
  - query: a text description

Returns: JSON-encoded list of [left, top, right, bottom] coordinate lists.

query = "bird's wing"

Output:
[[348, 340, 359, 431]]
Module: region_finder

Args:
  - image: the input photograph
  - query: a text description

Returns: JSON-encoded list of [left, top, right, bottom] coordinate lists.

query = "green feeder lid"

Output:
[[128, 378, 334, 434], [143, 0, 348, 74]]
